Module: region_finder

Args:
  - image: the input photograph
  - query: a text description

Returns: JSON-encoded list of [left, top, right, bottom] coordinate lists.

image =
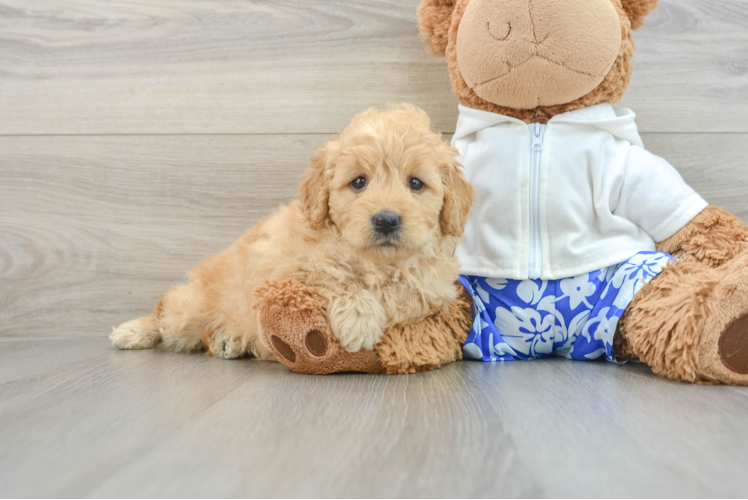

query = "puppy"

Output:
[[110, 105, 475, 361]]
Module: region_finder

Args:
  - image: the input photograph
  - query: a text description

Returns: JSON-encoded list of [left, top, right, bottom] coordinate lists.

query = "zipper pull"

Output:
[[531, 123, 546, 151]]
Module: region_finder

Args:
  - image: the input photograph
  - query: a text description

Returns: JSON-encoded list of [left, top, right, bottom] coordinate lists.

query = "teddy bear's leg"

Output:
[[375, 286, 473, 374], [254, 279, 385, 374], [657, 206, 748, 268], [616, 252, 748, 384]]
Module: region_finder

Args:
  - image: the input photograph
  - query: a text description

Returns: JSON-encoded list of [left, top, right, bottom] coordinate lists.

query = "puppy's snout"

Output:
[[372, 211, 402, 236]]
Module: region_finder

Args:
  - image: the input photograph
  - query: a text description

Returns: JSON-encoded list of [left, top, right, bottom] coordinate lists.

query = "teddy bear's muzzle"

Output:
[[455, 0, 623, 109]]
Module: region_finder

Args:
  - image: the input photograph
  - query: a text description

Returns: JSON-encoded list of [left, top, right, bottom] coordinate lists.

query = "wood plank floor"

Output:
[[2, 338, 748, 498], [1, 0, 748, 497]]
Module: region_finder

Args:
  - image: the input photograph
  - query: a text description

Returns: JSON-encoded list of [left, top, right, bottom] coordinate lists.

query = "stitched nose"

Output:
[[372, 211, 401, 235]]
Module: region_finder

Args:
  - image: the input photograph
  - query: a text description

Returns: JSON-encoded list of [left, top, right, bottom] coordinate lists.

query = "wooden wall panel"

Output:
[[1, 133, 746, 338], [0, 0, 746, 135]]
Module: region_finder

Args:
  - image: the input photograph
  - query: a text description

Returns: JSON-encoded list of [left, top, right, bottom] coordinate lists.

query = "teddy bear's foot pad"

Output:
[[697, 253, 748, 384], [266, 322, 383, 374], [271, 335, 298, 362], [256, 279, 385, 374], [270, 330, 327, 362], [719, 314, 748, 374], [304, 330, 328, 356]]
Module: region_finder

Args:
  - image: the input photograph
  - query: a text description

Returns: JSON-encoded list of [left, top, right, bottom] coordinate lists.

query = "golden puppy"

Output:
[[110, 106, 474, 360]]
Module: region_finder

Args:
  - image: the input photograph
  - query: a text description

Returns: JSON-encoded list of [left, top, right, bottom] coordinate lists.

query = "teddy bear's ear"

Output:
[[417, 0, 456, 57], [620, 0, 659, 30]]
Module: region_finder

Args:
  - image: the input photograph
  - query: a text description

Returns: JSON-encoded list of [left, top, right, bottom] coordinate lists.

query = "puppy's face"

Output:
[[299, 106, 474, 262], [328, 139, 444, 259]]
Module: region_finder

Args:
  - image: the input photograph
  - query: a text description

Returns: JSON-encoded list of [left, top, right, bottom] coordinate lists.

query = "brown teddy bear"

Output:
[[416, 0, 748, 384]]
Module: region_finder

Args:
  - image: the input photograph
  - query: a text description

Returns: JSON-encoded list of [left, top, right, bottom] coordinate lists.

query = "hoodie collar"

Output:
[[453, 103, 643, 148]]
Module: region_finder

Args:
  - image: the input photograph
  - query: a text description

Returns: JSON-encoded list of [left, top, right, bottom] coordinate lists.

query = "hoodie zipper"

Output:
[[528, 123, 546, 280]]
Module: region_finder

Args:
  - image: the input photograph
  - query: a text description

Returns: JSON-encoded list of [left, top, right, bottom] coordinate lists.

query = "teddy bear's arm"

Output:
[[256, 279, 473, 375], [375, 287, 473, 374], [656, 206, 748, 268], [255, 279, 385, 374]]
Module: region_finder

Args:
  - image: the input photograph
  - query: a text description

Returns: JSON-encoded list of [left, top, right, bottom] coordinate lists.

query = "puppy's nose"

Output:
[[372, 211, 402, 235]]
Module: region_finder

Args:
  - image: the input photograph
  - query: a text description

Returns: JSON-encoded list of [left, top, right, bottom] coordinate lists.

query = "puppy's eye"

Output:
[[351, 177, 367, 190], [409, 178, 425, 192]]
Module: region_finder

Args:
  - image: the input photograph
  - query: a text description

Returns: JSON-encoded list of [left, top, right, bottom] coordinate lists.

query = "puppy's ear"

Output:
[[417, 0, 455, 57], [620, 0, 659, 30], [299, 145, 333, 229], [440, 152, 475, 238]]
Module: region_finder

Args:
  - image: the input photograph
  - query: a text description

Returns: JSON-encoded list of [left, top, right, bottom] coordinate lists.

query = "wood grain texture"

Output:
[[1, 338, 747, 498], [1, 133, 746, 339], [0, 134, 321, 338], [0, 0, 747, 135]]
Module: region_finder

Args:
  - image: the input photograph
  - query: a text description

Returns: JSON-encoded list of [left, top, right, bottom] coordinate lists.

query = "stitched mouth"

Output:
[[472, 54, 599, 89]]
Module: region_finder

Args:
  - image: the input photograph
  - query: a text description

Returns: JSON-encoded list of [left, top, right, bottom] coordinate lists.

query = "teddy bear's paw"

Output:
[[257, 299, 383, 375], [698, 252, 748, 385], [265, 318, 384, 375], [254, 278, 384, 374], [718, 315, 748, 375]]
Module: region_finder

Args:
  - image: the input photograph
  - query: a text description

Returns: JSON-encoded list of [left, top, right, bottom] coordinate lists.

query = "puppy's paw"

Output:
[[217, 334, 244, 359], [326, 293, 388, 352], [336, 322, 386, 352], [110, 319, 159, 350], [204, 330, 245, 359]]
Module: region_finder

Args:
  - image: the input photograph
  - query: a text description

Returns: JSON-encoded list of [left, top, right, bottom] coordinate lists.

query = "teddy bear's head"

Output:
[[418, 0, 659, 123]]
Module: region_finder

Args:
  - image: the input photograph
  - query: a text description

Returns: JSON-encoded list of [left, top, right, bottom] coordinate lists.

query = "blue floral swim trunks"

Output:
[[459, 251, 674, 363]]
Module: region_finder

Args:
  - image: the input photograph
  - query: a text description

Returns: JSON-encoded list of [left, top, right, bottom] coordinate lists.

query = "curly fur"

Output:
[[417, 0, 455, 57], [375, 287, 472, 374], [656, 206, 748, 268], [621, 0, 659, 30], [111, 105, 475, 361]]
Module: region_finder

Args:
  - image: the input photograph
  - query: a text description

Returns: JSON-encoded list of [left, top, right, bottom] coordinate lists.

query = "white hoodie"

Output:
[[453, 103, 708, 281]]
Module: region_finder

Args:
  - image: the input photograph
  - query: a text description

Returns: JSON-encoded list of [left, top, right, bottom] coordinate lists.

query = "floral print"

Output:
[[460, 251, 674, 363]]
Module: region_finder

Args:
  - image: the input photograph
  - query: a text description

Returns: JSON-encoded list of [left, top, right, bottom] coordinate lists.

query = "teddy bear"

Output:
[[415, 0, 748, 384]]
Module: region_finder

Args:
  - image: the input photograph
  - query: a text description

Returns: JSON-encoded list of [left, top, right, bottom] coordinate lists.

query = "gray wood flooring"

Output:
[[1, 0, 748, 497], [2, 338, 748, 498]]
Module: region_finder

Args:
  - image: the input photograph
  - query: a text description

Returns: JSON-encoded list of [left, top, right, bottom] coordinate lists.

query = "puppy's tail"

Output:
[[110, 302, 162, 350]]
